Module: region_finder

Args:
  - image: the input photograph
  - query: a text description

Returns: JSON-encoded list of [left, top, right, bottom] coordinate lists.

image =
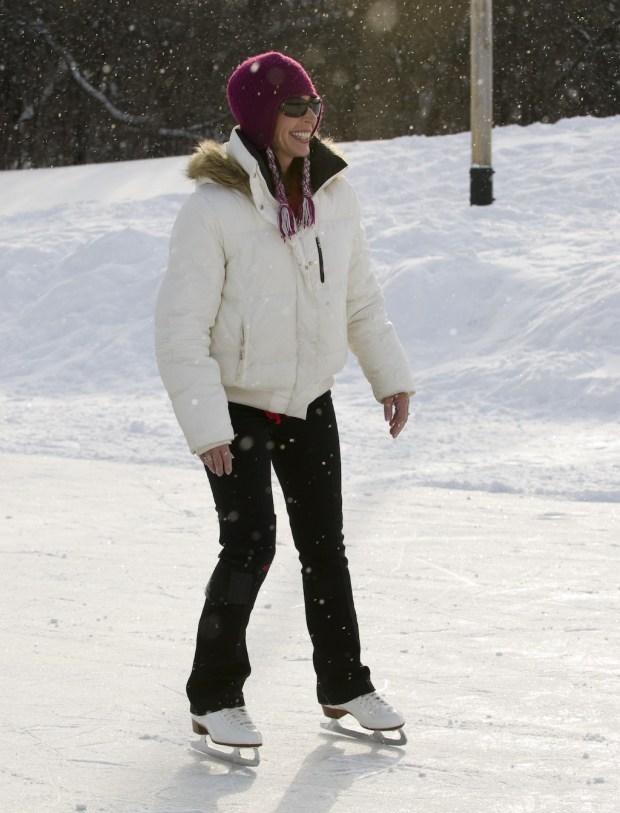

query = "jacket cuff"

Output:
[[193, 441, 232, 456]]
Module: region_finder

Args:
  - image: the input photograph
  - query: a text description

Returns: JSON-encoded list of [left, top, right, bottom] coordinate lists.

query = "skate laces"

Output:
[[223, 706, 255, 728], [361, 692, 392, 711]]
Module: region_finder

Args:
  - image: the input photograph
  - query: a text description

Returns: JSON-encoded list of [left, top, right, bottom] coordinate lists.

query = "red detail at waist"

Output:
[[264, 410, 282, 424]]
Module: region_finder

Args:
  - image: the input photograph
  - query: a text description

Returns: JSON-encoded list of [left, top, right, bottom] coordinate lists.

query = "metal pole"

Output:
[[470, 0, 494, 205]]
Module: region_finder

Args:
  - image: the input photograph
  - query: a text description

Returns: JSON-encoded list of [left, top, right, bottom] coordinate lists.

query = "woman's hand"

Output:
[[382, 392, 410, 439], [199, 444, 234, 476]]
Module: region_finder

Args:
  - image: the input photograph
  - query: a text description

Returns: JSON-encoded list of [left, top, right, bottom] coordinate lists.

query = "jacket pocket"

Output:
[[236, 321, 250, 385]]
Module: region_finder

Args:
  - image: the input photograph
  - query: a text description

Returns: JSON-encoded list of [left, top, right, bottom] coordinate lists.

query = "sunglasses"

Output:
[[279, 97, 322, 118]]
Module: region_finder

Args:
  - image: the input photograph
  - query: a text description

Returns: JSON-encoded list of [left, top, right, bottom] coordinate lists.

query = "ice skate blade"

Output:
[[191, 735, 260, 767], [321, 718, 407, 746]]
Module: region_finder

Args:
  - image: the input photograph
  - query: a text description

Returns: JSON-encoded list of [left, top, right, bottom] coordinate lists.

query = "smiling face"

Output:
[[271, 96, 318, 173]]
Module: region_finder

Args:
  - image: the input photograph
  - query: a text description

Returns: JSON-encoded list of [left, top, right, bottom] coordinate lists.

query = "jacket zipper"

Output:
[[316, 236, 325, 283]]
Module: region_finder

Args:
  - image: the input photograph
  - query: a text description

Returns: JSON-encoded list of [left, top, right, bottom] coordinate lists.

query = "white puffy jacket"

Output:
[[155, 128, 414, 454]]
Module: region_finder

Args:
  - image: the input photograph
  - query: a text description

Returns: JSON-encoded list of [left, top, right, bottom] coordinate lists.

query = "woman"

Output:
[[155, 51, 415, 755]]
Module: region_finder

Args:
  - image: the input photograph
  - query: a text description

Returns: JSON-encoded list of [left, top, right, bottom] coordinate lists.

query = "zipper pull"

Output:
[[315, 236, 325, 283]]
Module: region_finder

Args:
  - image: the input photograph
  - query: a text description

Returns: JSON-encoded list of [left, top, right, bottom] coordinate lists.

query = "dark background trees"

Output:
[[1, 0, 618, 169]]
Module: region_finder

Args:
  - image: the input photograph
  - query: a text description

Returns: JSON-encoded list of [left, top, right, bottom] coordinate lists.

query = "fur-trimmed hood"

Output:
[[185, 129, 348, 199], [186, 139, 251, 196]]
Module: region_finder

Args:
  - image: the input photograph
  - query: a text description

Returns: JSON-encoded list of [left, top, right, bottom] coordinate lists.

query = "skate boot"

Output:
[[321, 691, 407, 745], [191, 706, 262, 766]]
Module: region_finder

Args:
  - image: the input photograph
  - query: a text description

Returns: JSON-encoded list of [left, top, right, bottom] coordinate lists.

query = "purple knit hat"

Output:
[[226, 51, 322, 150]]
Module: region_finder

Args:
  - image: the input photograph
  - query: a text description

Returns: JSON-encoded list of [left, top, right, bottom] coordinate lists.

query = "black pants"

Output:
[[186, 391, 374, 713]]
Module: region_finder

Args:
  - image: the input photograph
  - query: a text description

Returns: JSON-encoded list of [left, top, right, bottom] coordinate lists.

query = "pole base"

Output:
[[470, 166, 494, 206]]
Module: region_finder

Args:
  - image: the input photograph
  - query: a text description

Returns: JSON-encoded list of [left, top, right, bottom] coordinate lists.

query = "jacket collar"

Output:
[[229, 127, 348, 197]]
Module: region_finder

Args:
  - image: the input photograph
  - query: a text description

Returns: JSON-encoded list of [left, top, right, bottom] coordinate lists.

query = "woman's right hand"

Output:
[[199, 444, 234, 476]]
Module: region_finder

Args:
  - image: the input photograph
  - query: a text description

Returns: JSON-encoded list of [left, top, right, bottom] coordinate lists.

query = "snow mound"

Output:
[[0, 115, 618, 498]]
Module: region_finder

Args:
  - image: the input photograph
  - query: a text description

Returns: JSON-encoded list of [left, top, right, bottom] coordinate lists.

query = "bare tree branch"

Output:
[[28, 21, 227, 139], [30, 22, 152, 125]]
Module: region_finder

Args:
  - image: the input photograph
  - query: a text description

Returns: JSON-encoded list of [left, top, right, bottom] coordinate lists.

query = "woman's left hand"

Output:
[[382, 392, 410, 438]]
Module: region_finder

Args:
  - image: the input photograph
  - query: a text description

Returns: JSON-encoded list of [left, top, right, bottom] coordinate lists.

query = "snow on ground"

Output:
[[3, 454, 618, 813], [0, 115, 619, 812]]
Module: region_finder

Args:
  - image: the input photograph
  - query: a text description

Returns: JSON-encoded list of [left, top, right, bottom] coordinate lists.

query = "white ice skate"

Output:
[[191, 706, 262, 767], [321, 691, 407, 746]]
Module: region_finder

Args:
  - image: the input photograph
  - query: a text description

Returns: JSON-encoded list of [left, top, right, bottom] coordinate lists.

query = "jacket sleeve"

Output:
[[345, 187, 416, 402], [154, 190, 234, 454]]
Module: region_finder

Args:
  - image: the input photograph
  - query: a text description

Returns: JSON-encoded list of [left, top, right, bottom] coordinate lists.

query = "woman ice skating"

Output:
[[155, 51, 415, 763]]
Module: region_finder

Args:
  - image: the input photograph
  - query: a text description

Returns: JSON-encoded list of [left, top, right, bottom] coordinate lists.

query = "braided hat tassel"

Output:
[[266, 148, 315, 241], [298, 156, 315, 229]]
